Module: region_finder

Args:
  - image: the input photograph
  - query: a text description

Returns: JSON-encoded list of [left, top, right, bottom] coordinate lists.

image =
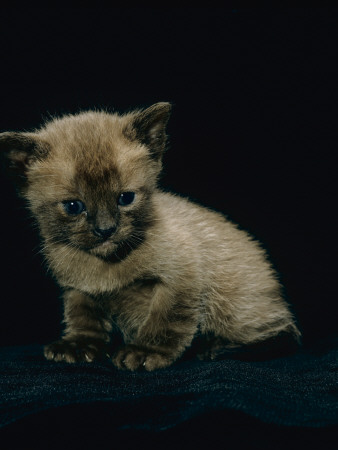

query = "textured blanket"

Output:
[[0, 340, 337, 449]]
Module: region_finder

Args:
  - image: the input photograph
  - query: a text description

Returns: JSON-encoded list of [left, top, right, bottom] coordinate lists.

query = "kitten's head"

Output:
[[0, 102, 171, 260]]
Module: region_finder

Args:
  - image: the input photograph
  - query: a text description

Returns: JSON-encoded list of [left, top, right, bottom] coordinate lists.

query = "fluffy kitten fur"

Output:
[[1, 103, 300, 370]]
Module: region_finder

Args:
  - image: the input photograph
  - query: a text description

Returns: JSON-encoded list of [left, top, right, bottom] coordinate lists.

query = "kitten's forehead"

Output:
[[34, 111, 152, 192], [41, 111, 136, 159], [75, 156, 120, 194]]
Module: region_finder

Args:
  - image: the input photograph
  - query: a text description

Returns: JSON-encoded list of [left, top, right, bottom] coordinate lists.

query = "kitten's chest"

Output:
[[47, 244, 145, 294]]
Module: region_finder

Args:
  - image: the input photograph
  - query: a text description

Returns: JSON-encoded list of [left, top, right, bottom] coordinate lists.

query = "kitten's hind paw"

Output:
[[112, 344, 174, 371], [44, 339, 108, 363]]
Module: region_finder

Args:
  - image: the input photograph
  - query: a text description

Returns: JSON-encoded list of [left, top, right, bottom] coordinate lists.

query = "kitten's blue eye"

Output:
[[63, 200, 86, 215], [118, 192, 135, 206]]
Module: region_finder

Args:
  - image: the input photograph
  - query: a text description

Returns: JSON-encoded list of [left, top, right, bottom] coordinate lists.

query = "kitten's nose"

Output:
[[93, 226, 116, 240]]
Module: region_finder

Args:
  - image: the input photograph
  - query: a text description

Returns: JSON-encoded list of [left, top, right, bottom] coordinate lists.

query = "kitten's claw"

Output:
[[44, 339, 107, 363], [113, 344, 173, 371], [84, 352, 92, 362]]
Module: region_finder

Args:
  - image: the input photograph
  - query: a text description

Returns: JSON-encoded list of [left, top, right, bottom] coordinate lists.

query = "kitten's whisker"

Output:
[[29, 175, 61, 179], [112, 250, 123, 262], [50, 245, 77, 273], [63, 247, 81, 277]]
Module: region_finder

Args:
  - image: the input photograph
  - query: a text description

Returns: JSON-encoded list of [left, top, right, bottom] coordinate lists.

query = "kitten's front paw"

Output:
[[112, 344, 173, 371], [44, 339, 108, 363]]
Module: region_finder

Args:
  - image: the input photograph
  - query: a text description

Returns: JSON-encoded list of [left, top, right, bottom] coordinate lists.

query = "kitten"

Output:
[[0, 103, 300, 370]]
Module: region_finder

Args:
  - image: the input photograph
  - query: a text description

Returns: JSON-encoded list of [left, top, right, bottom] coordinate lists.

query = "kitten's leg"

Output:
[[113, 284, 199, 371], [44, 290, 112, 363]]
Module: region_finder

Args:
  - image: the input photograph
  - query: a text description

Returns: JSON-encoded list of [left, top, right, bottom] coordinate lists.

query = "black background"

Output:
[[0, 8, 337, 347]]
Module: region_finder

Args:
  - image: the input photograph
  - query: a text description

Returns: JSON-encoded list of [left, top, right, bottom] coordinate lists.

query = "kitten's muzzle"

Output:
[[93, 226, 117, 240]]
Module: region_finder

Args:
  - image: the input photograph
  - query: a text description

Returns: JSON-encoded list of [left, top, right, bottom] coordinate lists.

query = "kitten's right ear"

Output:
[[0, 131, 47, 191]]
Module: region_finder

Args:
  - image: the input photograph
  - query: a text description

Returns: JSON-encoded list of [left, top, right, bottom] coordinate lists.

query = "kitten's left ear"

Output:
[[126, 102, 172, 160], [0, 131, 48, 190]]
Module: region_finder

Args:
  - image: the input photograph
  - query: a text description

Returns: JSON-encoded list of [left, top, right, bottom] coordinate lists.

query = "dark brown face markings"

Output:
[[76, 159, 120, 204], [77, 163, 119, 191]]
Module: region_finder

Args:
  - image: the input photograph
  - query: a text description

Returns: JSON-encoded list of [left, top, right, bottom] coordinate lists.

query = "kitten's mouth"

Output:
[[96, 241, 112, 248], [87, 239, 118, 257], [55, 236, 115, 255], [86, 233, 145, 262], [89, 239, 134, 263]]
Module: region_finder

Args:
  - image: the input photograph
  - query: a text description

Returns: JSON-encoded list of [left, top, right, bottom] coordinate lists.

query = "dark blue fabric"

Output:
[[0, 340, 337, 448]]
